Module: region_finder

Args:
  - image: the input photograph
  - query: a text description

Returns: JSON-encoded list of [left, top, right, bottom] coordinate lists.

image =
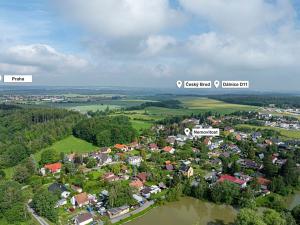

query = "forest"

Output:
[[126, 99, 182, 110], [73, 115, 137, 147], [210, 95, 300, 108], [0, 105, 82, 168]]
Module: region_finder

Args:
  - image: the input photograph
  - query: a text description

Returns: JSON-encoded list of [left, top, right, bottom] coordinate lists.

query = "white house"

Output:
[[127, 156, 143, 166]]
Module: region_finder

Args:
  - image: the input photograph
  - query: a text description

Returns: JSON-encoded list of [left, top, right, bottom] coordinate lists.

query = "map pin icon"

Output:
[[214, 80, 220, 88], [176, 80, 182, 88], [184, 128, 190, 136]]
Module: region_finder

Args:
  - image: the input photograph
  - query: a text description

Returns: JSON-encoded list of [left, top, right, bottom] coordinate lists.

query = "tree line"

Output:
[[73, 115, 137, 147]]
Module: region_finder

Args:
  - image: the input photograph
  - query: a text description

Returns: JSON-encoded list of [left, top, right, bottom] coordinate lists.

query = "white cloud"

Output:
[[140, 35, 177, 56], [185, 32, 300, 69], [0, 44, 89, 74], [57, 0, 183, 38], [179, 0, 295, 35]]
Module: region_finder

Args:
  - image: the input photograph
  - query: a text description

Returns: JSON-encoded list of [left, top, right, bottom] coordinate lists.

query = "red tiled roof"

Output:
[[129, 179, 143, 189], [44, 162, 62, 173], [163, 146, 173, 152], [137, 172, 147, 183], [218, 174, 246, 185], [74, 192, 89, 205], [257, 177, 271, 186], [114, 144, 127, 149]]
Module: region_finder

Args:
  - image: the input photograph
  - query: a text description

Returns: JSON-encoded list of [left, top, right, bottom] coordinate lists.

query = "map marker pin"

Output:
[[184, 128, 190, 136], [176, 80, 183, 88], [214, 80, 220, 88]]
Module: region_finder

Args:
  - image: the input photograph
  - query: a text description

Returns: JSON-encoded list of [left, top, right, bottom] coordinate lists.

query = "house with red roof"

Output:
[[218, 174, 247, 188], [114, 144, 128, 152], [129, 179, 144, 190], [41, 162, 62, 175], [163, 146, 175, 154]]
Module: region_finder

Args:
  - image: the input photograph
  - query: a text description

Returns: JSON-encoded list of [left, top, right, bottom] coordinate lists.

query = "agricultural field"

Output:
[[69, 104, 120, 113], [236, 124, 300, 140], [177, 97, 258, 112]]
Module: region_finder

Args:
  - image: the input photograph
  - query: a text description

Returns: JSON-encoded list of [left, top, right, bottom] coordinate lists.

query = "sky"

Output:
[[0, 0, 300, 92]]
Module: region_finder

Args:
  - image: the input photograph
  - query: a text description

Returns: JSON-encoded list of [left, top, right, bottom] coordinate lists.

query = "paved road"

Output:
[[27, 204, 50, 225], [111, 200, 154, 223]]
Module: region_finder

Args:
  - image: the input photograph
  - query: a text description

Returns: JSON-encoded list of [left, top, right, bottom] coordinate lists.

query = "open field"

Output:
[[34, 135, 98, 161], [70, 104, 120, 113], [236, 124, 300, 140], [177, 97, 258, 112]]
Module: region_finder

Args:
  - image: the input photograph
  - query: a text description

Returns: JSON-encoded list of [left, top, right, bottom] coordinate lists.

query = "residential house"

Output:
[[55, 199, 67, 208], [41, 162, 62, 175], [103, 172, 119, 182], [129, 179, 144, 190], [48, 183, 70, 198], [238, 159, 262, 170], [218, 174, 247, 188], [137, 172, 148, 183], [71, 185, 83, 193], [203, 137, 212, 146], [71, 192, 89, 207], [100, 147, 111, 154], [74, 212, 93, 225], [224, 126, 235, 133], [128, 141, 139, 150], [141, 185, 161, 198], [166, 136, 176, 145], [107, 205, 130, 219], [179, 164, 194, 178], [127, 156, 143, 166], [90, 153, 112, 166], [163, 146, 175, 154], [114, 144, 128, 152], [149, 143, 159, 151]]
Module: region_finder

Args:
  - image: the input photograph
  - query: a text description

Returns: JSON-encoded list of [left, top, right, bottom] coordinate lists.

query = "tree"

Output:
[[210, 181, 240, 205], [0, 181, 28, 223], [32, 189, 58, 222], [0, 170, 6, 180], [235, 208, 266, 225], [108, 182, 135, 207], [40, 149, 59, 165], [263, 209, 285, 225], [191, 180, 208, 199], [292, 205, 300, 224], [263, 153, 278, 178], [86, 158, 97, 168], [13, 165, 31, 183], [280, 158, 299, 186], [269, 176, 288, 195]]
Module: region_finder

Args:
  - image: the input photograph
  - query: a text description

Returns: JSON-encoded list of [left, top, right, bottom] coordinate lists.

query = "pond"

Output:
[[126, 197, 237, 225]]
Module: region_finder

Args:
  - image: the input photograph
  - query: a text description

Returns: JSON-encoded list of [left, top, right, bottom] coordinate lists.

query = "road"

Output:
[[111, 200, 154, 223], [27, 204, 50, 225]]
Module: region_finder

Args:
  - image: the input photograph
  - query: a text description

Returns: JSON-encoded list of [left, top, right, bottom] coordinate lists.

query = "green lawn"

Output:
[[236, 124, 300, 140], [34, 135, 98, 161], [131, 120, 153, 131]]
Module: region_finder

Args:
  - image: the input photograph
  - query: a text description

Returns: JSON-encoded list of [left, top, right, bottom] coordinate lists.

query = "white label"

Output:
[[184, 81, 211, 88], [222, 81, 249, 88], [192, 128, 220, 137], [4, 75, 32, 83]]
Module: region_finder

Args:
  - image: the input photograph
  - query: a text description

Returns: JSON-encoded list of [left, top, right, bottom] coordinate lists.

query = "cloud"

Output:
[[0, 44, 89, 74], [185, 32, 300, 70], [140, 35, 177, 56], [179, 0, 295, 35], [57, 0, 183, 38]]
